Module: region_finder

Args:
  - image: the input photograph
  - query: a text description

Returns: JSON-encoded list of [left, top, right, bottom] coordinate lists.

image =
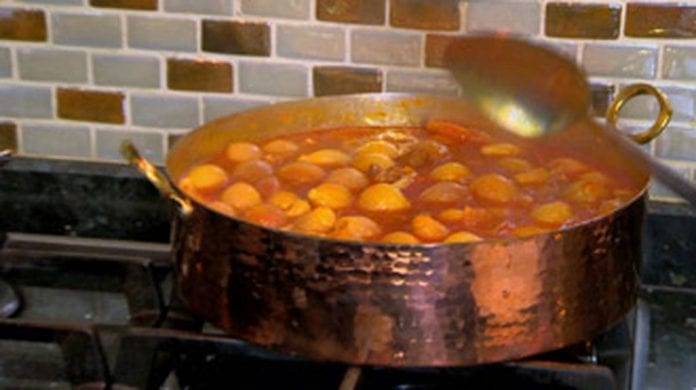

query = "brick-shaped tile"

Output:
[[128, 16, 196, 52], [18, 48, 87, 83], [0, 8, 46, 41], [626, 4, 696, 38], [202, 20, 270, 56], [90, 0, 157, 10], [57, 88, 125, 123], [466, 2, 540, 35], [241, 0, 309, 19], [583, 44, 657, 78], [386, 69, 458, 96], [656, 126, 696, 162], [277, 25, 345, 61], [164, 0, 232, 15], [22, 124, 92, 158], [238, 61, 308, 97], [351, 29, 421, 66], [131, 93, 199, 128], [313, 66, 382, 96], [96, 128, 164, 164], [390, 0, 459, 31], [545, 3, 621, 39], [167, 58, 233, 93], [52, 13, 121, 48], [0, 85, 52, 118], [93, 54, 160, 89], [663, 46, 696, 81], [202, 96, 269, 123], [316, 0, 385, 25]]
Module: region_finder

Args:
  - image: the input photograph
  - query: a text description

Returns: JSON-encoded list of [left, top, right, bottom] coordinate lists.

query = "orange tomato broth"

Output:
[[177, 121, 640, 244]]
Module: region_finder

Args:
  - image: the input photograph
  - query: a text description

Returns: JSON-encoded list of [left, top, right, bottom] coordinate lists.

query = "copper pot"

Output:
[[123, 86, 671, 367]]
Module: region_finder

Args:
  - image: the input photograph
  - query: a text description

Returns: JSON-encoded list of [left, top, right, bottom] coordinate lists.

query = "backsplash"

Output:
[[0, 0, 694, 202]]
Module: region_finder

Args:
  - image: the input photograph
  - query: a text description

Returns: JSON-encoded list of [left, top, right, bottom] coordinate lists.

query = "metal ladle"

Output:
[[445, 35, 696, 205]]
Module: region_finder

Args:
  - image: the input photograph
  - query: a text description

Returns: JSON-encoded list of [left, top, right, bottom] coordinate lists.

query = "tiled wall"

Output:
[[0, 0, 695, 202]]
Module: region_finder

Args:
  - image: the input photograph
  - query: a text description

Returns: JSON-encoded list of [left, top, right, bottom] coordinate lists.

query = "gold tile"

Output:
[[202, 20, 270, 56], [57, 88, 125, 124], [390, 0, 459, 31], [546, 3, 621, 39], [313, 66, 382, 96], [0, 121, 17, 151], [316, 0, 385, 25], [167, 58, 233, 93], [90, 0, 157, 10], [0, 8, 47, 41], [626, 4, 696, 38]]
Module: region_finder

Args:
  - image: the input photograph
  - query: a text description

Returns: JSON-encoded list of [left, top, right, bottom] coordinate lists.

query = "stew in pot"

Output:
[[177, 120, 639, 244]]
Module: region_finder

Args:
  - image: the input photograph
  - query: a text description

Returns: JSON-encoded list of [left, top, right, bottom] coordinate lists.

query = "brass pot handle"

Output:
[[605, 83, 672, 144], [120, 140, 193, 216]]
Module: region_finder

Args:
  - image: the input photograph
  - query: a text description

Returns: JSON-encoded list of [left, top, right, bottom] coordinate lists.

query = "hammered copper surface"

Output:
[[163, 94, 649, 367], [175, 197, 642, 366]]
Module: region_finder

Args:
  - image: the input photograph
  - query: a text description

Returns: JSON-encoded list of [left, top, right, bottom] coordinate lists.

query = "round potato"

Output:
[[299, 149, 351, 167], [226, 142, 261, 163], [381, 231, 420, 244], [220, 182, 262, 210], [324, 167, 369, 191], [307, 183, 353, 209], [412, 214, 449, 242], [333, 216, 382, 240], [278, 162, 326, 185], [430, 162, 470, 181], [187, 164, 228, 192], [358, 183, 411, 211], [470, 173, 518, 203], [531, 201, 573, 227]]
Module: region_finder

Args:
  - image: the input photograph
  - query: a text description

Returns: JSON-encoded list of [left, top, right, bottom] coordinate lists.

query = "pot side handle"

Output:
[[120, 140, 193, 216], [605, 83, 672, 144]]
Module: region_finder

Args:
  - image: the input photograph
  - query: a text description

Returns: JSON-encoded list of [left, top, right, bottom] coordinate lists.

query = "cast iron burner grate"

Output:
[[0, 233, 632, 390]]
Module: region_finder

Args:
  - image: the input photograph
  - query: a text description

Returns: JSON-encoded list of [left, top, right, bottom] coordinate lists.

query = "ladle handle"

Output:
[[602, 126, 696, 206], [120, 140, 193, 216]]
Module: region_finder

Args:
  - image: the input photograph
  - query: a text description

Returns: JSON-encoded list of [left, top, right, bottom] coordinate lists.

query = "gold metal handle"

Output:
[[120, 140, 193, 216], [606, 83, 673, 144]]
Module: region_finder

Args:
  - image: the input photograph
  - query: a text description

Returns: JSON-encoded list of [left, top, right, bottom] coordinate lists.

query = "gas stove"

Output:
[[0, 157, 694, 390]]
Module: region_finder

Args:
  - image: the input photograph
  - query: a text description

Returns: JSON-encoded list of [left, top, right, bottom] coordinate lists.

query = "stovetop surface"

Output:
[[0, 157, 695, 390]]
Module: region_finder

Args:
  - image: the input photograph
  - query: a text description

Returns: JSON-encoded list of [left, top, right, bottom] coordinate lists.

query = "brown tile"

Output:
[[167, 58, 233, 93], [390, 0, 459, 31], [57, 88, 125, 124], [626, 3, 696, 38], [545, 3, 621, 39], [0, 8, 47, 41], [425, 34, 461, 68], [590, 83, 615, 117], [90, 0, 157, 10], [202, 20, 270, 56], [313, 66, 382, 96], [0, 121, 17, 151], [316, 0, 385, 25]]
